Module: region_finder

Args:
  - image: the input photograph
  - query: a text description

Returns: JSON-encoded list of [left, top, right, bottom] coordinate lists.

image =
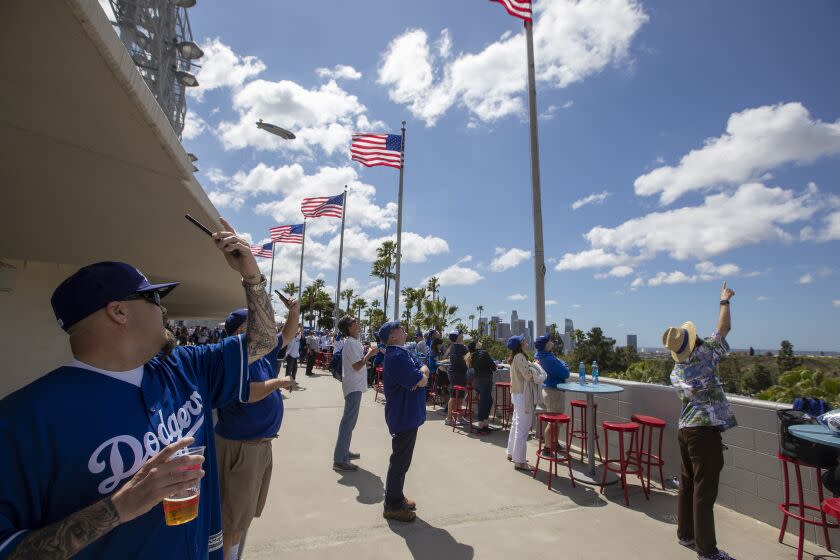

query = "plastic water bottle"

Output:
[[578, 362, 586, 385], [592, 361, 600, 385]]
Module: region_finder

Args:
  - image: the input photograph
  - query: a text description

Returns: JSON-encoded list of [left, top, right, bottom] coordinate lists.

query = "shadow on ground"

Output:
[[336, 466, 384, 505], [387, 517, 474, 560]]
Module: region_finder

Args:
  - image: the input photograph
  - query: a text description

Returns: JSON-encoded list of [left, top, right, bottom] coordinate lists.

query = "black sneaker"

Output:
[[348, 452, 361, 460], [333, 462, 358, 472]]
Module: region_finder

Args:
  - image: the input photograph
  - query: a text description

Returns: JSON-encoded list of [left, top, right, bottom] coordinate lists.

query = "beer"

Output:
[[163, 493, 199, 526]]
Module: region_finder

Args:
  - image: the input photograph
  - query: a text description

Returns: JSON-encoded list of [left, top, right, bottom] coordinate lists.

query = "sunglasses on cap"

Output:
[[122, 291, 162, 307]]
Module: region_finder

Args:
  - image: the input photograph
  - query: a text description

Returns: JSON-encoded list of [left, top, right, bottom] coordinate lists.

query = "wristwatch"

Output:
[[720, 300, 730, 306]]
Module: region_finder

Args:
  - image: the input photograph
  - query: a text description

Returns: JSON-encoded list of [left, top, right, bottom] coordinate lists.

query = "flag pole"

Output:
[[333, 187, 348, 329], [525, 18, 546, 337], [298, 220, 307, 305], [393, 121, 406, 322], [268, 241, 276, 313]]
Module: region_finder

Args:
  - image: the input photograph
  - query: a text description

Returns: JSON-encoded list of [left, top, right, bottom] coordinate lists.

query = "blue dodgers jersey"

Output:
[[382, 346, 426, 435], [0, 335, 249, 559], [215, 334, 284, 441]]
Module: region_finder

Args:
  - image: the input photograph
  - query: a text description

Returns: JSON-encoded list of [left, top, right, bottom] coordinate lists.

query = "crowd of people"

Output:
[[0, 215, 746, 560]]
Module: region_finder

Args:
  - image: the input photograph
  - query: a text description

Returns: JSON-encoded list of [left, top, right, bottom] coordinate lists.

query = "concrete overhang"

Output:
[[0, 0, 243, 318]]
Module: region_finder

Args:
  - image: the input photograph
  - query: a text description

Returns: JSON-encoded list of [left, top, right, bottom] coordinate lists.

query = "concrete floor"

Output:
[[243, 370, 837, 560]]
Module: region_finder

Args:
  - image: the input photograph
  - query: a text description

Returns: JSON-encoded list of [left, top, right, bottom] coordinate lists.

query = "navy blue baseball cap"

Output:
[[224, 308, 248, 336], [51, 261, 179, 332], [377, 321, 402, 344], [506, 334, 525, 351], [448, 330, 462, 342], [535, 334, 551, 351]]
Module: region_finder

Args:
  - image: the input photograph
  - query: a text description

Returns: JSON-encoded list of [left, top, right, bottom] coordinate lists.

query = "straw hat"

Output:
[[662, 321, 697, 363]]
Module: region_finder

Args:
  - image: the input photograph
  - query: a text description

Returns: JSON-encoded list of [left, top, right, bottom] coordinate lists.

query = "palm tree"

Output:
[[353, 297, 367, 322], [426, 276, 440, 302], [468, 314, 476, 330], [282, 282, 298, 299], [401, 287, 418, 329], [340, 288, 355, 314], [476, 304, 485, 336]]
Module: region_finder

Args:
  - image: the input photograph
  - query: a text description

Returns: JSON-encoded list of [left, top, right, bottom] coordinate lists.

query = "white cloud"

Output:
[[571, 304, 582, 309], [546, 300, 558, 305], [572, 190, 611, 210], [204, 168, 229, 185], [182, 110, 207, 140], [207, 190, 244, 210], [507, 293, 527, 301], [490, 247, 531, 272], [635, 103, 840, 204], [562, 100, 574, 109], [316, 65, 362, 81], [377, 0, 647, 125], [594, 265, 635, 280], [426, 257, 484, 286], [558, 183, 820, 270], [191, 38, 266, 102], [833, 300, 840, 308], [636, 261, 741, 287], [799, 273, 814, 285], [539, 105, 559, 121], [756, 296, 770, 302]]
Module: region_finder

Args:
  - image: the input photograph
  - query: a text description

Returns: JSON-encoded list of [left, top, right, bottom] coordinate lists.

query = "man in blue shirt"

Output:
[[215, 306, 299, 560], [0, 218, 295, 559], [379, 322, 429, 523], [534, 334, 570, 454]]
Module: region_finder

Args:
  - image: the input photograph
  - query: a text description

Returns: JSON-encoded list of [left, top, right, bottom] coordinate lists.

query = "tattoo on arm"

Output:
[[244, 278, 277, 364], [8, 498, 120, 560]]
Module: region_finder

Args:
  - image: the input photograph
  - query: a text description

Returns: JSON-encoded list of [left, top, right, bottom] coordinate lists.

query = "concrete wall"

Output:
[[0, 260, 75, 398], [551, 376, 833, 547]]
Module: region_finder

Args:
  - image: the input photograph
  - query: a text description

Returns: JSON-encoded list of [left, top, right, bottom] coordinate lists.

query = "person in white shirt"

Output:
[[333, 315, 377, 472], [285, 329, 301, 380]]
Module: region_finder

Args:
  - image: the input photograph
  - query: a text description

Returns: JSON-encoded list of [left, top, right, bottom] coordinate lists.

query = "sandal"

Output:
[[507, 455, 512, 461], [513, 462, 532, 471]]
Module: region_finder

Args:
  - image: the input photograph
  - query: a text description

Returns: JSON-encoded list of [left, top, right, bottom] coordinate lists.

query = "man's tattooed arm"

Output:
[[8, 498, 121, 560], [244, 275, 277, 365]]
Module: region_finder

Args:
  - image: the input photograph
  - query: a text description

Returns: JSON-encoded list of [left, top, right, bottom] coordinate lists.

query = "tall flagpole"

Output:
[[333, 187, 348, 328], [525, 19, 546, 336], [298, 220, 307, 305], [268, 241, 276, 311], [393, 121, 407, 322]]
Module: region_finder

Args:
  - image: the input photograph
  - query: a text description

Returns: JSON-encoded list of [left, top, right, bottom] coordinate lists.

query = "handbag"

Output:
[[778, 409, 838, 469]]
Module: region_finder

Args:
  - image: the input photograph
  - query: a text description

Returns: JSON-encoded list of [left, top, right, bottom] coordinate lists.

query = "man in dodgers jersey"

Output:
[[0, 218, 295, 559]]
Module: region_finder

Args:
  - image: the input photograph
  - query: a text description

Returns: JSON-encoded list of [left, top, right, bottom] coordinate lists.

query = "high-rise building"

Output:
[[498, 323, 512, 341], [528, 320, 534, 344], [560, 332, 575, 354], [478, 317, 489, 337], [490, 316, 501, 339], [511, 309, 519, 324], [564, 318, 574, 333], [627, 334, 638, 351]]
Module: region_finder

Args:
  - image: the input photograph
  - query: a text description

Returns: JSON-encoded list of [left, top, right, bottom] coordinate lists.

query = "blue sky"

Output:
[[148, 0, 840, 351]]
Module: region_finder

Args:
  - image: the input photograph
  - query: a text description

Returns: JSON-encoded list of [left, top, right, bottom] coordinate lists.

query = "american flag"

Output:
[[250, 242, 273, 258], [300, 193, 345, 219], [269, 223, 305, 244], [350, 133, 403, 169], [490, 0, 532, 21]]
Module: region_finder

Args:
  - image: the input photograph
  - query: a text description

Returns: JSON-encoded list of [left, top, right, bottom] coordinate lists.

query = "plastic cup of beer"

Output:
[[163, 445, 205, 526]]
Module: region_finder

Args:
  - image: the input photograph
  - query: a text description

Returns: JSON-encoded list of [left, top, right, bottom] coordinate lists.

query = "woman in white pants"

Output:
[[506, 335, 535, 470]]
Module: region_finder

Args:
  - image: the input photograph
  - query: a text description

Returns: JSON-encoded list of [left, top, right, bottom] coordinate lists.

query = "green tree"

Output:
[[468, 314, 476, 330], [778, 340, 800, 373], [282, 282, 298, 299], [340, 288, 355, 314], [476, 304, 484, 333], [743, 363, 774, 394], [426, 276, 440, 302], [352, 297, 367, 322]]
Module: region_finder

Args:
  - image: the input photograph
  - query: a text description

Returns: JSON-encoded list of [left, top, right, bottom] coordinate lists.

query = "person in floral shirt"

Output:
[[664, 282, 736, 560]]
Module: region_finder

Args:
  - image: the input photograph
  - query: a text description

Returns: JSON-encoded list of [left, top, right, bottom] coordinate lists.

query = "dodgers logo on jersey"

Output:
[[87, 391, 205, 494]]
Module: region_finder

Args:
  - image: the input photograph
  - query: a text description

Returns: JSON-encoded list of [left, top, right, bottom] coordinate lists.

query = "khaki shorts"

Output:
[[542, 388, 566, 414], [215, 434, 273, 532]]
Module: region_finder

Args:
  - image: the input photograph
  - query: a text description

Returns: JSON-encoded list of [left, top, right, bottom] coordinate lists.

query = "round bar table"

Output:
[[789, 424, 840, 448], [555, 381, 624, 485]]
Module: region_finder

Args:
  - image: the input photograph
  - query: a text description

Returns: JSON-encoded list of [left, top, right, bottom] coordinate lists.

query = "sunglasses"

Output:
[[123, 291, 162, 307]]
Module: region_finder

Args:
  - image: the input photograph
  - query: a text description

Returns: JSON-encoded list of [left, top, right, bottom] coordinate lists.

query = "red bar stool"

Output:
[[373, 366, 384, 403], [824, 497, 840, 519], [601, 421, 649, 507], [569, 400, 602, 462], [493, 381, 512, 429], [450, 385, 473, 433], [533, 413, 576, 491], [425, 372, 438, 407], [778, 453, 836, 560], [629, 414, 667, 491]]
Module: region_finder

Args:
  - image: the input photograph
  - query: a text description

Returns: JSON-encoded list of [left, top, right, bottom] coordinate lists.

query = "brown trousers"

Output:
[[677, 427, 725, 556]]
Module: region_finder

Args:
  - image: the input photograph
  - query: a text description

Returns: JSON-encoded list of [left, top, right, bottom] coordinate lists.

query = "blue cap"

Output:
[[426, 328, 437, 338], [506, 334, 525, 351], [415, 331, 423, 339], [377, 321, 402, 344], [535, 334, 551, 351], [51, 261, 179, 332], [448, 331, 461, 342], [224, 308, 248, 336]]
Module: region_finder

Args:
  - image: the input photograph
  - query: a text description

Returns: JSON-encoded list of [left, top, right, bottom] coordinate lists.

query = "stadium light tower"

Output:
[[107, 0, 203, 138]]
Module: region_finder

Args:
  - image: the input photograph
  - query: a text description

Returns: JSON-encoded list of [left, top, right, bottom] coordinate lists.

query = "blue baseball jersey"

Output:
[[215, 334, 284, 441], [0, 335, 249, 559], [383, 346, 426, 435]]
